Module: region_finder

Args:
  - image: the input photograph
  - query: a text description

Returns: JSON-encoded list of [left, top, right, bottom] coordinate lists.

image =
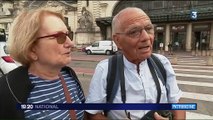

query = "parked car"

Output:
[[0, 42, 19, 77], [85, 40, 118, 55]]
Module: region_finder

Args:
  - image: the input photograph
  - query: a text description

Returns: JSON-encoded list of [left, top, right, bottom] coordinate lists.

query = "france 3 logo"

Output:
[[191, 10, 198, 20]]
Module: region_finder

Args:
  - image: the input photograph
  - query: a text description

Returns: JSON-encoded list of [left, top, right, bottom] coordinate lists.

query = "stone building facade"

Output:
[[0, 1, 213, 56], [0, 1, 109, 46], [96, 1, 213, 55], [0, 0, 117, 46], [0, 1, 77, 41]]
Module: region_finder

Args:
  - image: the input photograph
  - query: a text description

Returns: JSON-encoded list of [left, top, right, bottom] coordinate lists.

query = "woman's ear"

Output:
[[28, 47, 38, 61], [113, 34, 122, 50]]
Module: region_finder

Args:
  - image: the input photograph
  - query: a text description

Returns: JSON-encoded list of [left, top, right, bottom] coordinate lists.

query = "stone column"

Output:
[[106, 26, 112, 40], [210, 22, 213, 56], [206, 22, 213, 65], [186, 23, 192, 51], [165, 24, 170, 52]]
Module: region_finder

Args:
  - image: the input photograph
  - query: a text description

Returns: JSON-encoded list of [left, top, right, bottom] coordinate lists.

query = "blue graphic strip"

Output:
[[17, 103, 197, 110], [171, 103, 197, 110]]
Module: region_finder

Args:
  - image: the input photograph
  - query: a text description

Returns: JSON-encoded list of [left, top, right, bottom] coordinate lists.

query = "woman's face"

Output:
[[31, 14, 73, 68]]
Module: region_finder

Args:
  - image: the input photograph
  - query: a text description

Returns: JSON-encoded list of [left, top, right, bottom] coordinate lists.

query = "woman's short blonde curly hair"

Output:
[[7, 7, 65, 67]]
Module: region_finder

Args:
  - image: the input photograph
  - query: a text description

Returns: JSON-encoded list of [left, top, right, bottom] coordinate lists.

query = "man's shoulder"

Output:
[[151, 53, 171, 66], [97, 58, 109, 68], [152, 53, 168, 61]]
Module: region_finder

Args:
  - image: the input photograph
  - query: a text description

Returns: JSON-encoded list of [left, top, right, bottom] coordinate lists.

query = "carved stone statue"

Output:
[[78, 7, 94, 31]]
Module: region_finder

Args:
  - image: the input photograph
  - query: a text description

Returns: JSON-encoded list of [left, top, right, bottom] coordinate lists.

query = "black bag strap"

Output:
[[148, 54, 168, 102], [106, 54, 125, 103], [150, 54, 167, 85], [150, 54, 168, 98], [147, 58, 161, 103], [117, 54, 129, 118], [104, 54, 120, 116], [105, 53, 167, 115], [105, 54, 125, 115], [106, 55, 117, 103], [117, 54, 125, 103]]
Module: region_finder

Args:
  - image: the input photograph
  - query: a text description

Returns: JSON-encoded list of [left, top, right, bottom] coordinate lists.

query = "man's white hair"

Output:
[[111, 7, 147, 35]]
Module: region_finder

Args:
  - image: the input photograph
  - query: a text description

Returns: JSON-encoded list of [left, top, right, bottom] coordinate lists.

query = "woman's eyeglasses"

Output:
[[37, 32, 73, 44]]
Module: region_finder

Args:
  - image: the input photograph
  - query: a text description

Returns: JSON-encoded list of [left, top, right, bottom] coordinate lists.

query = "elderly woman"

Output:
[[0, 8, 85, 119]]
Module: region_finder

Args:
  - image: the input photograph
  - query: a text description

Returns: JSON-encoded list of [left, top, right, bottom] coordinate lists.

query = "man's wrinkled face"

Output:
[[114, 9, 154, 64]]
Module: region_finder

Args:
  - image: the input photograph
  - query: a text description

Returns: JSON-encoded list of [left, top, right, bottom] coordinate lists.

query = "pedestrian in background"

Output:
[[168, 42, 173, 55], [0, 7, 85, 119], [85, 7, 185, 120]]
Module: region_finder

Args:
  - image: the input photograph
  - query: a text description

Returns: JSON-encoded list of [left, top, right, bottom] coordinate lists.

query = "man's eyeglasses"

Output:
[[116, 25, 154, 39], [37, 32, 73, 44]]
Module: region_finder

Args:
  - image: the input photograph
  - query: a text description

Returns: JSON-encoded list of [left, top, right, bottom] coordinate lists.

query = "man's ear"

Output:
[[113, 34, 122, 50]]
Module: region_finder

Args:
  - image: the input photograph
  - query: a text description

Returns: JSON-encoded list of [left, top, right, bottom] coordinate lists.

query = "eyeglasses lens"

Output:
[[56, 33, 67, 44]]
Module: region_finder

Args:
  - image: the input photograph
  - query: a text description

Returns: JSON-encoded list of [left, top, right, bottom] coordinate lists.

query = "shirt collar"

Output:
[[123, 55, 147, 70]]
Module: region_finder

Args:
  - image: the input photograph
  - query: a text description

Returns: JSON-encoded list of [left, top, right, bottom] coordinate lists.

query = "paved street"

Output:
[[69, 51, 213, 119]]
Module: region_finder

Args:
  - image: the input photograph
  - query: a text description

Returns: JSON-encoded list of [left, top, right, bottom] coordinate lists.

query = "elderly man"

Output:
[[85, 7, 186, 120]]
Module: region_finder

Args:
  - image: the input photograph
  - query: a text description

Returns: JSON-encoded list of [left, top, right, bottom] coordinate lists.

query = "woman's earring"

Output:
[[33, 56, 38, 61]]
